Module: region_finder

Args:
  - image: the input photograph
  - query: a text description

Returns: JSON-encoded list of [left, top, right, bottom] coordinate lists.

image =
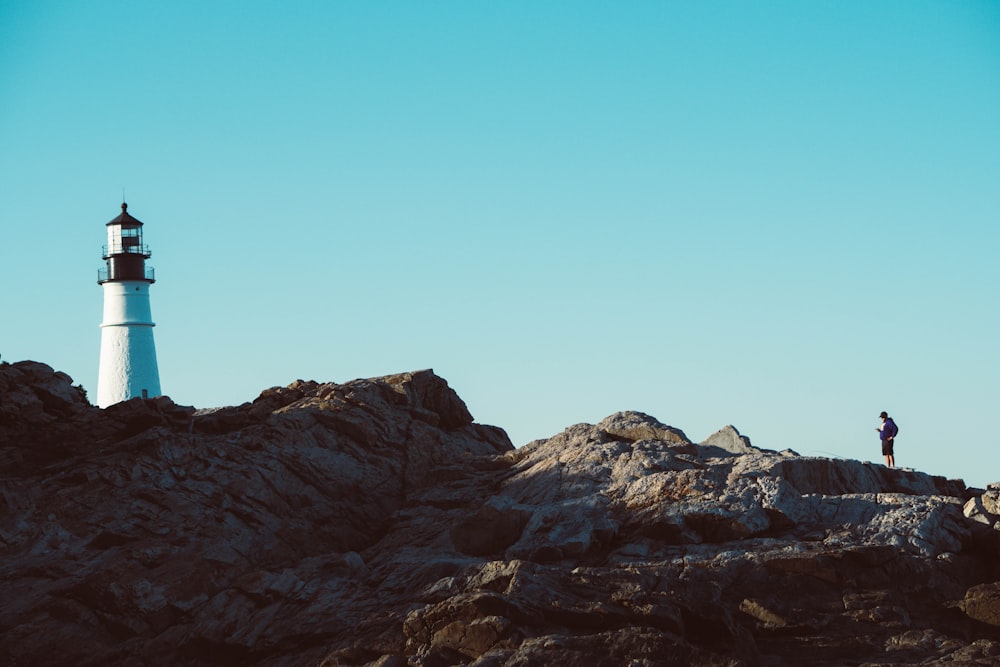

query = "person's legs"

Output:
[[882, 440, 895, 468]]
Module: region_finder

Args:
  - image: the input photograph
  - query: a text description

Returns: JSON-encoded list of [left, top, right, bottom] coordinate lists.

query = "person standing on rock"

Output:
[[877, 411, 898, 468]]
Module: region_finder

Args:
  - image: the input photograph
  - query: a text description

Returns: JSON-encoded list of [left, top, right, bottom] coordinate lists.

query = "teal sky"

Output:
[[2, 2, 998, 486]]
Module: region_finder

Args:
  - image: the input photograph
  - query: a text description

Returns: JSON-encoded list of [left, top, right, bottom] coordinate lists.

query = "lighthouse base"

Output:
[[97, 324, 161, 408]]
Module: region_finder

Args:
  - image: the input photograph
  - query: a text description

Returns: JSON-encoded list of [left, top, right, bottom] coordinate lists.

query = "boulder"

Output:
[[597, 410, 691, 446], [965, 487, 1000, 529], [699, 424, 757, 456], [961, 582, 1000, 627]]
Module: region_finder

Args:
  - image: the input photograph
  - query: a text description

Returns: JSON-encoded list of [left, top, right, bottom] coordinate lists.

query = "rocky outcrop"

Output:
[[965, 484, 1000, 529], [0, 361, 510, 666], [699, 424, 756, 456], [2, 360, 1000, 666]]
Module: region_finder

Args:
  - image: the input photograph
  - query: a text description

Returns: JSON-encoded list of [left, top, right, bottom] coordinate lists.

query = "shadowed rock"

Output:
[[2, 362, 1000, 666]]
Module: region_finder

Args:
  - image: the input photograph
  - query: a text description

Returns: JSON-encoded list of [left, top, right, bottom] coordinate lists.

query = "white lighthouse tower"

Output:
[[96, 202, 162, 407]]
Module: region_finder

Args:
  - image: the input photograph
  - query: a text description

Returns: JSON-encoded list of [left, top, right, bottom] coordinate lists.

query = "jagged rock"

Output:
[[739, 598, 789, 628], [769, 456, 966, 497], [965, 488, 1000, 529], [961, 582, 1000, 627], [0, 362, 512, 666], [0, 360, 90, 424], [2, 362, 1000, 666], [596, 410, 691, 446], [700, 424, 756, 456]]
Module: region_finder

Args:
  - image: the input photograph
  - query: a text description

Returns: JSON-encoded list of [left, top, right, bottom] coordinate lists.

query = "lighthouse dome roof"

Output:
[[107, 202, 144, 227]]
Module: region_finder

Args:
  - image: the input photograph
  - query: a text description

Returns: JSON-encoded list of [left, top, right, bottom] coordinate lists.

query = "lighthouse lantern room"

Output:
[[96, 202, 162, 407]]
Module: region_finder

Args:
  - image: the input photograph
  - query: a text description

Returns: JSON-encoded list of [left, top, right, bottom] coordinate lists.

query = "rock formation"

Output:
[[2, 360, 1000, 666]]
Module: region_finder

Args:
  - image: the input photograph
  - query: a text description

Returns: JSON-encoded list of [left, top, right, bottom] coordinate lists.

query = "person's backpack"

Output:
[[886, 418, 899, 438]]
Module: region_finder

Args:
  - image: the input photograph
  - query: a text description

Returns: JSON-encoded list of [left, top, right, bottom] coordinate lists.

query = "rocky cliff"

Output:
[[2, 360, 1000, 666]]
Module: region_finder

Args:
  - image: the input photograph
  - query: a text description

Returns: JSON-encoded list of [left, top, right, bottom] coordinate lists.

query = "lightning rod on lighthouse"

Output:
[[96, 202, 162, 407]]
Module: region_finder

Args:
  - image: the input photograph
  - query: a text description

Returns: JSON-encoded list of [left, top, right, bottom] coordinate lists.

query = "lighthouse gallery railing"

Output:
[[98, 266, 155, 283]]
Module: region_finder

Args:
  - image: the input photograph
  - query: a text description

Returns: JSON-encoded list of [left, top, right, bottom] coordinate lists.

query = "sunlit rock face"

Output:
[[2, 360, 1000, 666]]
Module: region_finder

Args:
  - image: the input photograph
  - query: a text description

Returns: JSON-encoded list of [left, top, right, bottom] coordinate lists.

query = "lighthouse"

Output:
[[96, 202, 162, 407]]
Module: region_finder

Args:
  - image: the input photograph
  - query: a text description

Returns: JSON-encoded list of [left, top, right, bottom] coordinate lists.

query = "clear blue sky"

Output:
[[2, 2, 998, 486]]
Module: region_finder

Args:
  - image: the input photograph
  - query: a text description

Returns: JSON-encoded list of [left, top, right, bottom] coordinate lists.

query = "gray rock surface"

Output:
[[699, 424, 756, 456], [2, 360, 1000, 666]]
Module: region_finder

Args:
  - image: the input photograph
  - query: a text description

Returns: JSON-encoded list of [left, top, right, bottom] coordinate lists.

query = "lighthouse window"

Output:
[[121, 227, 141, 252]]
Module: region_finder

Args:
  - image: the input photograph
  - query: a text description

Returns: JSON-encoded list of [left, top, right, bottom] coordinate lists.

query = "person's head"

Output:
[[879, 411, 888, 419]]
